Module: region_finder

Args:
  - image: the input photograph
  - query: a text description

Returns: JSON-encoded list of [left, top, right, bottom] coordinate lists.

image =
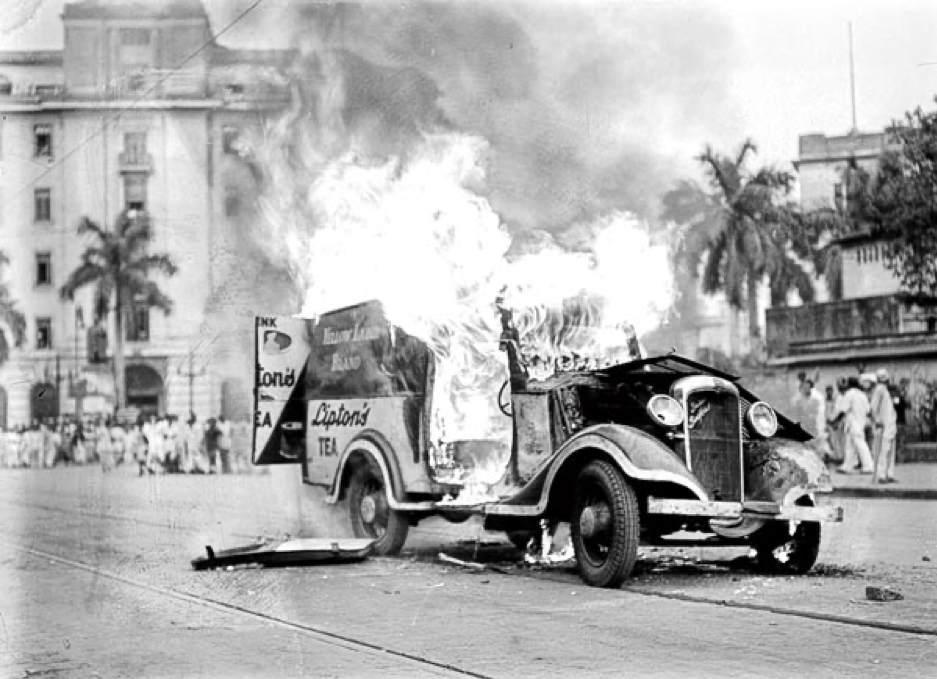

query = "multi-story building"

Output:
[[0, 0, 290, 428], [765, 129, 937, 444]]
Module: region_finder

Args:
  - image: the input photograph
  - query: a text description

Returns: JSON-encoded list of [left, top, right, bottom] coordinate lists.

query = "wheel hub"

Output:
[[579, 503, 611, 538], [360, 495, 377, 524]]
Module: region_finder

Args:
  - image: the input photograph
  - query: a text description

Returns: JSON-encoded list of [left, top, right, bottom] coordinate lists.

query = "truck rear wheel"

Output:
[[349, 464, 409, 556], [570, 460, 640, 588]]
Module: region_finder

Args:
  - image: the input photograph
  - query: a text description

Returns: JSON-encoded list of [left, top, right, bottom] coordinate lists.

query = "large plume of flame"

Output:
[[247, 6, 676, 490]]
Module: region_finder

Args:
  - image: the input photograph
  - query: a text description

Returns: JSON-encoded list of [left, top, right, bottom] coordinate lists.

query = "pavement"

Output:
[[2, 465, 936, 679], [830, 462, 937, 500]]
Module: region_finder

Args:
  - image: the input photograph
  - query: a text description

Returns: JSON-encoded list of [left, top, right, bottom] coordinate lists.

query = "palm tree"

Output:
[[59, 210, 177, 412], [663, 140, 813, 352], [0, 251, 27, 366]]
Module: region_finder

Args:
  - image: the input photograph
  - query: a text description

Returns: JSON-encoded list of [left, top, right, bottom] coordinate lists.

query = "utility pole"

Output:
[[848, 22, 858, 133], [177, 352, 205, 419]]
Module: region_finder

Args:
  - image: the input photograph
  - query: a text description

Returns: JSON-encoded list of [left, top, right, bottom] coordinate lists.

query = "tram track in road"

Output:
[[8, 497, 937, 640], [5, 540, 499, 679]]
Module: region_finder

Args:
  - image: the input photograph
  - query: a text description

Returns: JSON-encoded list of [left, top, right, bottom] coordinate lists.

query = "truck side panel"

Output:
[[253, 315, 313, 465]]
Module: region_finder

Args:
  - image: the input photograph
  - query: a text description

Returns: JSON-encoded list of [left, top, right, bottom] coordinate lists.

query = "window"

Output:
[[222, 125, 240, 154], [833, 183, 844, 211], [34, 124, 52, 157], [34, 85, 61, 98], [120, 28, 151, 46], [127, 305, 150, 342], [224, 186, 240, 217], [34, 188, 51, 222], [36, 317, 52, 350], [123, 131, 147, 164], [0, 76, 11, 96], [35, 252, 51, 286], [124, 174, 147, 211]]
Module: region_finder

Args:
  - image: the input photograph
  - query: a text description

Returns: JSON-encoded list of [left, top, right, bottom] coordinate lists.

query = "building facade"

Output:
[[0, 0, 290, 428], [766, 130, 937, 443]]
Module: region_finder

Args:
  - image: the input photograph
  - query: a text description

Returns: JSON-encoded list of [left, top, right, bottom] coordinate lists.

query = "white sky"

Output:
[[2, 0, 936, 170]]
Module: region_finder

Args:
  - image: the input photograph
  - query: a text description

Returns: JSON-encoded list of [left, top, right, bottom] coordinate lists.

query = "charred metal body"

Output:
[[252, 300, 843, 588]]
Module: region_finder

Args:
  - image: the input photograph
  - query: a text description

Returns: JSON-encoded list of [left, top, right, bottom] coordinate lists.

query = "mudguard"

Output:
[[323, 431, 437, 512], [745, 437, 833, 506], [712, 438, 832, 538], [486, 423, 708, 517]]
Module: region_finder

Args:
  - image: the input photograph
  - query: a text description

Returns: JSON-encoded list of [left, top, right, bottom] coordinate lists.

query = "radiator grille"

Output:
[[685, 390, 743, 501]]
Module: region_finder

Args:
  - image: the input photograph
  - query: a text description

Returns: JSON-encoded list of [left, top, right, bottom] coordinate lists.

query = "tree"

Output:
[[871, 105, 937, 297], [662, 140, 814, 352], [0, 251, 26, 366], [59, 210, 177, 412]]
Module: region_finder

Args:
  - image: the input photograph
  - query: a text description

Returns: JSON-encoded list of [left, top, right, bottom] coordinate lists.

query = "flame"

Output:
[[248, 36, 675, 494]]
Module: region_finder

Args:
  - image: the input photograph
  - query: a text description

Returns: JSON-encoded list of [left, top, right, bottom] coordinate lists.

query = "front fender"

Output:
[[489, 424, 709, 515], [745, 437, 833, 507]]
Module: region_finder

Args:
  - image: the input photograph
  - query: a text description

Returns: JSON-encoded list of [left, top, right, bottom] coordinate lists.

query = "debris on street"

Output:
[[191, 537, 373, 570], [865, 586, 904, 602], [438, 552, 513, 574]]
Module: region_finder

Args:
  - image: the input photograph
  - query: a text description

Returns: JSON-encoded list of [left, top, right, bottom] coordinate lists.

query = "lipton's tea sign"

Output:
[[253, 315, 312, 464]]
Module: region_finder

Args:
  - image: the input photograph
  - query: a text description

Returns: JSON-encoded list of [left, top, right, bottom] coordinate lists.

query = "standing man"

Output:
[[204, 418, 222, 473], [870, 368, 899, 484], [791, 379, 826, 443], [825, 384, 844, 464], [832, 375, 875, 474], [217, 415, 232, 474]]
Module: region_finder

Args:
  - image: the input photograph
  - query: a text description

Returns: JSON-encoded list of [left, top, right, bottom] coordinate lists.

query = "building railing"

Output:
[[118, 151, 152, 173], [767, 295, 905, 358], [106, 70, 207, 99]]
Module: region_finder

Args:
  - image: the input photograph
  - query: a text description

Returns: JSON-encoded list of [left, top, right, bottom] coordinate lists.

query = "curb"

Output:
[[831, 487, 937, 501]]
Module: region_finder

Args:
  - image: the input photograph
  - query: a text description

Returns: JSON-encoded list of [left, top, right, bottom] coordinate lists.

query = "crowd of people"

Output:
[[0, 413, 253, 475], [790, 369, 905, 484]]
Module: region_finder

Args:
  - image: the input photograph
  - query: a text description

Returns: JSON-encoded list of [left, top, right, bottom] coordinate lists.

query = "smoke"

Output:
[[272, 1, 740, 229], [216, 1, 735, 476]]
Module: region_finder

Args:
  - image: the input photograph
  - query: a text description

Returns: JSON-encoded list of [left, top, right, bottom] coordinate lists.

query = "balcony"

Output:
[[107, 70, 207, 100], [119, 151, 153, 173], [766, 295, 937, 363]]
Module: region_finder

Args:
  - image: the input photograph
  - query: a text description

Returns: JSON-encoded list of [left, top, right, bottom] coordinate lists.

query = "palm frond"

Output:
[[60, 262, 106, 301], [77, 217, 108, 242], [0, 298, 27, 347], [123, 254, 178, 278], [138, 281, 175, 315]]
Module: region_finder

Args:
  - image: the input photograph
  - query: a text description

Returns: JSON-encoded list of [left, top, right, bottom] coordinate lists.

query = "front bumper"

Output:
[[647, 497, 844, 523]]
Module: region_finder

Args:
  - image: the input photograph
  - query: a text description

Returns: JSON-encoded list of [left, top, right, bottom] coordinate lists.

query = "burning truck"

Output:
[[253, 299, 842, 588]]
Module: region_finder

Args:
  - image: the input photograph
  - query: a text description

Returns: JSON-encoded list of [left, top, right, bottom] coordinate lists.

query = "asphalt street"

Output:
[[1, 466, 935, 679]]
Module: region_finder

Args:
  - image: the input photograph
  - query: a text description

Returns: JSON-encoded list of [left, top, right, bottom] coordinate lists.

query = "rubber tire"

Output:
[[751, 500, 821, 575], [348, 463, 409, 556], [570, 459, 640, 588]]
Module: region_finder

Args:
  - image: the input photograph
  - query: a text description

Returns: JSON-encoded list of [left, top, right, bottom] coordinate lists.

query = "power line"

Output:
[[12, 0, 266, 201]]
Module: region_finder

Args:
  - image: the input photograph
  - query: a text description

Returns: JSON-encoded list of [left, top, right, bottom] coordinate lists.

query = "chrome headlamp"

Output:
[[746, 401, 778, 438], [647, 394, 685, 427]]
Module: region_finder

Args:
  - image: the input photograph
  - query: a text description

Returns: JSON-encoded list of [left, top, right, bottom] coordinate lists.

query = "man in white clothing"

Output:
[[870, 368, 898, 484], [833, 375, 874, 474]]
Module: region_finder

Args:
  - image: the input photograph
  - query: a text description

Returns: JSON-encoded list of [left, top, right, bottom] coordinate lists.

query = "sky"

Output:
[[2, 0, 935, 183]]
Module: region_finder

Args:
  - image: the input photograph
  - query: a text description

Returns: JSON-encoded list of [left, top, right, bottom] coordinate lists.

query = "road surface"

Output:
[[1, 466, 935, 678]]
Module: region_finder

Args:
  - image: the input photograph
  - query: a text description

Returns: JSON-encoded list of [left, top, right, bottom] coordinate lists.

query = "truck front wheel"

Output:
[[349, 464, 409, 556], [570, 460, 640, 588], [750, 498, 821, 575]]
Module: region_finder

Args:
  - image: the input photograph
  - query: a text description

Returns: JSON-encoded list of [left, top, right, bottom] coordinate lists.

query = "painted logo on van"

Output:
[[262, 330, 293, 355]]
